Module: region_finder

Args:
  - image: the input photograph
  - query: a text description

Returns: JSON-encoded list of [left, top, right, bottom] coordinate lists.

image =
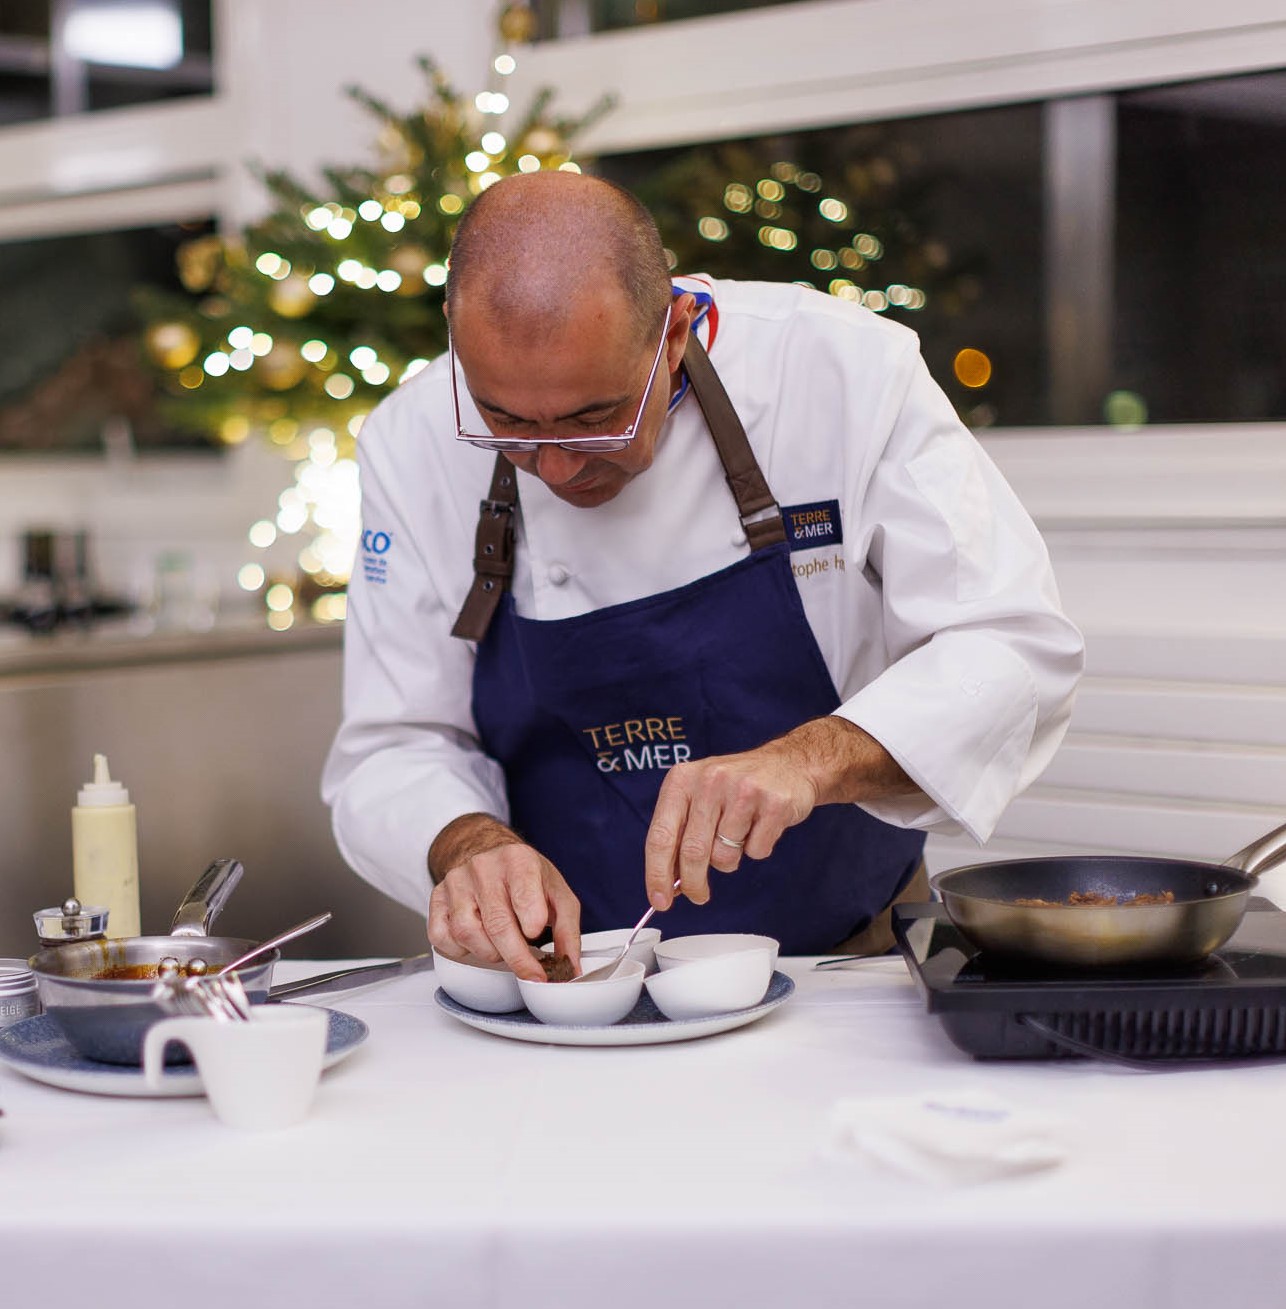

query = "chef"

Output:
[[322, 171, 1084, 981]]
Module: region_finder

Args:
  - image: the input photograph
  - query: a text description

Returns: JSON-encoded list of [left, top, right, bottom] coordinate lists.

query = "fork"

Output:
[[572, 879, 682, 983], [151, 972, 253, 1021]]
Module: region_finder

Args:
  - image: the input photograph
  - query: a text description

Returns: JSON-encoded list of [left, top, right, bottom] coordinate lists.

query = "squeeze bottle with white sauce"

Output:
[[71, 753, 141, 939]]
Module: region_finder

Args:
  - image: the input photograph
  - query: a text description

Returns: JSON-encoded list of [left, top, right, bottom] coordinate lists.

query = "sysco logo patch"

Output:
[[361, 528, 393, 585]]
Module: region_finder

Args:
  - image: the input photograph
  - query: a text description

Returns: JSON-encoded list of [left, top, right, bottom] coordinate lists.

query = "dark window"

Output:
[[600, 103, 1045, 429], [0, 221, 218, 454], [0, 0, 213, 125], [1114, 75, 1286, 424], [599, 68, 1286, 428]]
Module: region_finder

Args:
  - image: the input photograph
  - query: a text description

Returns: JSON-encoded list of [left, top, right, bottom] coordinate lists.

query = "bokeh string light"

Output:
[[628, 132, 987, 425], [703, 164, 927, 314]]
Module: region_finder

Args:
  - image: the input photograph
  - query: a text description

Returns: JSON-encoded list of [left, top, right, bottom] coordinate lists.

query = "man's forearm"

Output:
[[427, 812, 522, 883], [764, 715, 920, 808]]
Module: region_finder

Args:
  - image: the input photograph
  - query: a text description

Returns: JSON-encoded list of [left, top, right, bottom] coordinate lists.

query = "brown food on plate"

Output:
[[539, 951, 577, 983], [1011, 890, 1177, 908]]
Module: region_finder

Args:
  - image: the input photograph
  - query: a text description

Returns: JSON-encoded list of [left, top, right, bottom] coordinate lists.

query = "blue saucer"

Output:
[[0, 1006, 368, 1097]]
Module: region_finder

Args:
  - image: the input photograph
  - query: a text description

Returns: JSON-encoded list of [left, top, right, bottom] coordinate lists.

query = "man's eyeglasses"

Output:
[[449, 304, 672, 454]]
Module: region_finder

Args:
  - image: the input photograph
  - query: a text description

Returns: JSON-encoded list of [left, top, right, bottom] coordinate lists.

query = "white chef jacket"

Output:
[[322, 276, 1084, 915]]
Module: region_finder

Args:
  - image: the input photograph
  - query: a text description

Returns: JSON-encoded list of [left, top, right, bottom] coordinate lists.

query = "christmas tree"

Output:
[[136, 44, 609, 623], [139, 58, 609, 444]]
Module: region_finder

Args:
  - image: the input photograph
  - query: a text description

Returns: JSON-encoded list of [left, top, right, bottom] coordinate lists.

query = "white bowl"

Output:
[[517, 960, 646, 1026], [653, 933, 780, 972], [545, 928, 662, 974], [643, 948, 774, 1021], [434, 952, 524, 1013]]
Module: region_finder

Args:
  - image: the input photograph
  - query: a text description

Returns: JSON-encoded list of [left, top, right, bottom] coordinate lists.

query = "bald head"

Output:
[[445, 172, 672, 345]]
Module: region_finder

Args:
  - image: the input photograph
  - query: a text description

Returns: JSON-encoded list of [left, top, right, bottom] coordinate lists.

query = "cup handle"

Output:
[[142, 1017, 203, 1087]]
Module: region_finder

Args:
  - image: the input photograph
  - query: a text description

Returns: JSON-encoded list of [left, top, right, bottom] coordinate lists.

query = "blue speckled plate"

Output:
[[434, 970, 794, 1045], [0, 1006, 368, 1098]]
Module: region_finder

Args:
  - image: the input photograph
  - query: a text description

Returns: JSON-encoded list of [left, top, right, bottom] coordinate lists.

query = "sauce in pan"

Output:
[[1011, 891, 1177, 908], [91, 963, 179, 981], [90, 962, 221, 981]]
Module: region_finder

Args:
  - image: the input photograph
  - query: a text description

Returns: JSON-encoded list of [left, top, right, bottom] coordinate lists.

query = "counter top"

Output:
[[3, 955, 1286, 1308], [0, 615, 342, 679]]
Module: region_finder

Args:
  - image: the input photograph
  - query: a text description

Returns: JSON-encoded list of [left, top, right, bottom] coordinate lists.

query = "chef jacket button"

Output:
[[731, 530, 747, 546], [548, 563, 571, 586], [961, 678, 982, 696]]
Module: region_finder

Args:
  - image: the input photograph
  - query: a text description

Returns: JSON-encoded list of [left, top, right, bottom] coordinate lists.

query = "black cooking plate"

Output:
[[893, 900, 1286, 1063]]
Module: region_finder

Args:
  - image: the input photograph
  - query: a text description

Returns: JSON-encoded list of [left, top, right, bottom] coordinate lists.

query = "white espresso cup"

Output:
[[143, 1006, 329, 1130]]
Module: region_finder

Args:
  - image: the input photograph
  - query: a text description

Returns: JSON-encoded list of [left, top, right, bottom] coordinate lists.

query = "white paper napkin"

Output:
[[828, 1087, 1067, 1185]]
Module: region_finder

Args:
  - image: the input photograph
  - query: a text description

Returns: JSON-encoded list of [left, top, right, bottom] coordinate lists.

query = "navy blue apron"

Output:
[[455, 336, 924, 953]]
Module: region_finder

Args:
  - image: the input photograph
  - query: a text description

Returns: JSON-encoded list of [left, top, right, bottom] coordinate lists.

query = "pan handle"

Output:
[[1223, 822, 1286, 879], [169, 858, 245, 937]]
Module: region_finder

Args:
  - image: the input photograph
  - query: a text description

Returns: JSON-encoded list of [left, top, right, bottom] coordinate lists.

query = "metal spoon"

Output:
[[216, 911, 333, 976], [572, 881, 681, 983]]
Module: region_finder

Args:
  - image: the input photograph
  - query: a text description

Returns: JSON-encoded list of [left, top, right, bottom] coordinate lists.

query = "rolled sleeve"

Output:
[[837, 633, 1040, 841]]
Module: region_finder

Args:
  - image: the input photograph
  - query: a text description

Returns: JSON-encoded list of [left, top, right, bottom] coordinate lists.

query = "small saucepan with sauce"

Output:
[[29, 858, 280, 1065]]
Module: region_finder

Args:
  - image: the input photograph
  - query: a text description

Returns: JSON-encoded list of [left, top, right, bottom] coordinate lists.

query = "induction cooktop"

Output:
[[892, 898, 1286, 1063]]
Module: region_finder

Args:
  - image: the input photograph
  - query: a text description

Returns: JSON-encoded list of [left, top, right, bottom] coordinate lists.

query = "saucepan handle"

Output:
[[1223, 822, 1286, 879], [169, 858, 245, 937]]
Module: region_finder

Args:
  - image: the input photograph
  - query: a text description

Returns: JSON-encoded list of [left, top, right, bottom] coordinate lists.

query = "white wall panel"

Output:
[[981, 426, 1286, 530], [1069, 681, 1286, 748], [1042, 738, 1286, 810], [0, 96, 227, 207], [0, 177, 220, 242], [1079, 630, 1286, 688], [990, 791, 1280, 857]]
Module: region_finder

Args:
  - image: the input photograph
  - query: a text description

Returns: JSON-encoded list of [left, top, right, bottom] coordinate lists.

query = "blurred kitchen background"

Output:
[[0, 0, 1283, 959]]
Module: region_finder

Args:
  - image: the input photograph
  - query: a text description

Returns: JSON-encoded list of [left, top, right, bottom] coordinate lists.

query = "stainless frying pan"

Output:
[[932, 822, 1286, 968], [30, 857, 278, 1064]]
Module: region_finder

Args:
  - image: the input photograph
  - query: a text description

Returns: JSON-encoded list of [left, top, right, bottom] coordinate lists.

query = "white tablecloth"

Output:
[[3, 955, 1286, 1309]]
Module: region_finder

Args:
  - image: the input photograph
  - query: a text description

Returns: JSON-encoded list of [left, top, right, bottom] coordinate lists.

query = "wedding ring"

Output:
[[715, 833, 744, 850]]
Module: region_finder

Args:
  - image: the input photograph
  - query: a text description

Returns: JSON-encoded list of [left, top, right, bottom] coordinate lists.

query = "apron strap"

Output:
[[681, 333, 786, 550], [449, 453, 518, 642], [449, 327, 784, 641]]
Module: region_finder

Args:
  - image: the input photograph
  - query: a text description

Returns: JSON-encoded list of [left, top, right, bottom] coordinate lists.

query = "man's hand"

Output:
[[428, 813, 581, 982], [643, 717, 918, 911]]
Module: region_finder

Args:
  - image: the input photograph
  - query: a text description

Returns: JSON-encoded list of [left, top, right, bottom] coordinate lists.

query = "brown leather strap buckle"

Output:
[[682, 334, 785, 549], [451, 457, 518, 641]]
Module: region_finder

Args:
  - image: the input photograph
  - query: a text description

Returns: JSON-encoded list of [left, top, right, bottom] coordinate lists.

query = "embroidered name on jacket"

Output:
[[782, 500, 843, 551], [581, 716, 692, 773]]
